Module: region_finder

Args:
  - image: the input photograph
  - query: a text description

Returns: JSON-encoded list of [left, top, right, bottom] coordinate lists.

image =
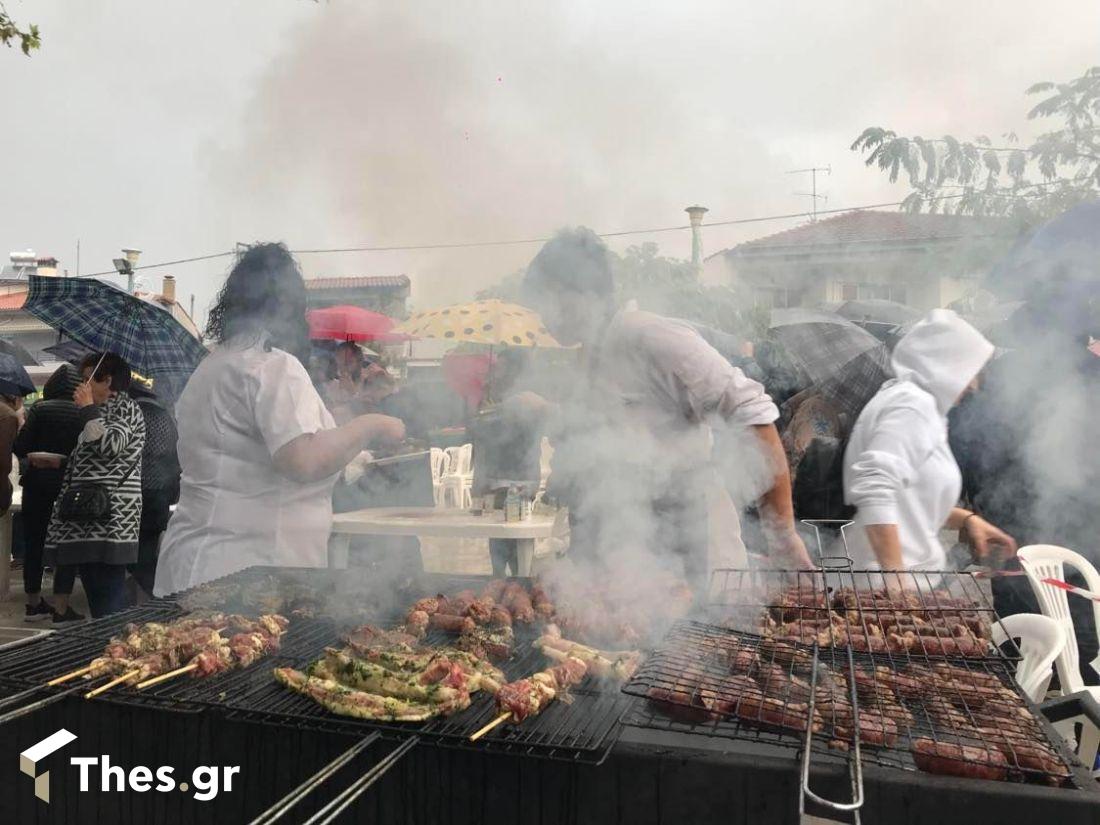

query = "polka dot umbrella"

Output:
[[393, 299, 562, 347]]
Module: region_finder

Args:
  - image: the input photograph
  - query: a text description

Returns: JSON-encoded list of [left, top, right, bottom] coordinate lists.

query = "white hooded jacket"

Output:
[[843, 309, 994, 571]]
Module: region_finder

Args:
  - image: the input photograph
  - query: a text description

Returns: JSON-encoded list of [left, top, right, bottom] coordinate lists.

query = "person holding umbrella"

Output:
[[45, 352, 146, 618], [153, 244, 405, 595]]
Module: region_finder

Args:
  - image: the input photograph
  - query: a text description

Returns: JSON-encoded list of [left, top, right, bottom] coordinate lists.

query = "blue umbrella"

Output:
[[23, 274, 207, 402], [0, 353, 35, 397]]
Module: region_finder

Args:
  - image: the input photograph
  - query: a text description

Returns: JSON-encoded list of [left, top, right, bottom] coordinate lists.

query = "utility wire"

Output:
[[67, 188, 1030, 276]]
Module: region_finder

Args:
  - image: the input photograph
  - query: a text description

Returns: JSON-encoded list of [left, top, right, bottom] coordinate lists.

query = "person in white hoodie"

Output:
[[844, 309, 1016, 572]]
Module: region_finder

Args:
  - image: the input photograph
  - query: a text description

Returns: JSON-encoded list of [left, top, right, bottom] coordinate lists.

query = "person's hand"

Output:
[[765, 527, 815, 570], [73, 382, 94, 408], [362, 414, 405, 446], [962, 515, 1018, 562], [28, 454, 62, 469]]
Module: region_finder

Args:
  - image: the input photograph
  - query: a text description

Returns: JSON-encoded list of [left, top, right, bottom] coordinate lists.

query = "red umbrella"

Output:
[[306, 305, 410, 342]]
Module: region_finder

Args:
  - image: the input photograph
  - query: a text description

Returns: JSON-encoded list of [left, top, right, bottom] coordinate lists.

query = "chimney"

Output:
[[162, 275, 176, 303], [685, 205, 708, 269]]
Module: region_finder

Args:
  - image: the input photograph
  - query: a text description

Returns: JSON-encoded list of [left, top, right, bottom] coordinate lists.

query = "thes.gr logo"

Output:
[[20, 729, 77, 803]]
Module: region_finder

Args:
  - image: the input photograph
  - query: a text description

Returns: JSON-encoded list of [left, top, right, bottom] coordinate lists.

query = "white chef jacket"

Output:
[[844, 310, 994, 572], [153, 335, 338, 596]]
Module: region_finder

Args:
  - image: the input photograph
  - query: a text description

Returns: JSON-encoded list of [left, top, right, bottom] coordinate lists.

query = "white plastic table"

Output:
[[0, 488, 23, 596], [328, 507, 556, 575]]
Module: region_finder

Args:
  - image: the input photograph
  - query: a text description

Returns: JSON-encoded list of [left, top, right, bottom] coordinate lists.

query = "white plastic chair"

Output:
[[1017, 544, 1100, 772], [429, 448, 450, 506], [439, 444, 474, 509], [990, 613, 1065, 703]]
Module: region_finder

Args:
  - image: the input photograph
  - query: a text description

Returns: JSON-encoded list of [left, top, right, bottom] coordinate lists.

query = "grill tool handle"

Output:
[[303, 735, 420, 825], [247, 732, 381, 825], [799, 645, 864, 823], [0, 684, 84, 727]]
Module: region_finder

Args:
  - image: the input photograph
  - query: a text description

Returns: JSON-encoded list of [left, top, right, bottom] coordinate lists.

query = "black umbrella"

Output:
[[834, 299, 921, 327], [0, 338, 38, 366], [0, 353, 35, 396], [769, 308, 886, 385], [43, 339, 94, 364]]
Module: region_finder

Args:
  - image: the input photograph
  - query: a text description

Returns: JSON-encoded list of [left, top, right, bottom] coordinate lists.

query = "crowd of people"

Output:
[[3, 228, 1095, 688]]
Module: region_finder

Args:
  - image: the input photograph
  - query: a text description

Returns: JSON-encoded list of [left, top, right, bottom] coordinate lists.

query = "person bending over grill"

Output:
[[519, 228, 812, 593], [153, 243, 405, 596], [843, 310, 1016, 576]]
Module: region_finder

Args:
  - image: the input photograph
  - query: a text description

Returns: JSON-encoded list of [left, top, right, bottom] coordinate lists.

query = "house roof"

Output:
[[305, 275, 410, 291], [721, 210, 1013, 257]]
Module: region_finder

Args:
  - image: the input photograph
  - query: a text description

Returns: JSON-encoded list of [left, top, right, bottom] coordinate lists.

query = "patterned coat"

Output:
[[46, 392, 146, 566]]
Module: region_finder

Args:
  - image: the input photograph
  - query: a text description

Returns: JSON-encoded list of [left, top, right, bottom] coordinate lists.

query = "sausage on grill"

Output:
[[911, 738, 1008, 781]]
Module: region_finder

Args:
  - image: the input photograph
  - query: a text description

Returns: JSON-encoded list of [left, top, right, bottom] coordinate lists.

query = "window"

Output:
[[839, 283, 858, 301]]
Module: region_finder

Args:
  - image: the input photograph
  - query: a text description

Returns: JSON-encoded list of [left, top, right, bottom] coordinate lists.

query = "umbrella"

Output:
[[23, 274, 207, 402], [770, 307, 886, 386], [0, 337, 38, 366], [394, 299, 561, 347], [992, 201, 1100, 292], [834, 299, 921, 327], [0, 353, 35, 396], [306, 305, 409, 343], [43, 339, 94, 364]]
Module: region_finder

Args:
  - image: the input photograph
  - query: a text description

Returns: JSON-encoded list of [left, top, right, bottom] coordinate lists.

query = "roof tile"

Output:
[[727, 210, 1012, 255], [305, 275, 410, 290]]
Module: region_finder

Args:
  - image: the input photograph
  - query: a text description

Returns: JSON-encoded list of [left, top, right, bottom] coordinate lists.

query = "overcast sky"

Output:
[[1, 0, 1097, 324]]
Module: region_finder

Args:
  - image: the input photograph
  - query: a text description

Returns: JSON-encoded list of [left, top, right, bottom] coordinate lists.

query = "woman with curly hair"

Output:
[[153, 243, 405, 595]]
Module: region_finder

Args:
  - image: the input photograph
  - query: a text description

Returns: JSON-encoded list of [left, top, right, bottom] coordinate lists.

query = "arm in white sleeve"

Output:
[[847, 404, 938, 525], [642, 319, 778, 427]]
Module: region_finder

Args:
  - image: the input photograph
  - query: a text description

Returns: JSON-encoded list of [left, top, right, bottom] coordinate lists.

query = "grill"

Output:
[[621, 562, 1081, 790], [0, 567, 630, 765]]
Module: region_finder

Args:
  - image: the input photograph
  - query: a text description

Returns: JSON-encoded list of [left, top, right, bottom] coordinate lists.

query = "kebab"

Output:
[[470, 654, 588, 740], [79, 614, 288, 697], [535, 630, 642, 682]]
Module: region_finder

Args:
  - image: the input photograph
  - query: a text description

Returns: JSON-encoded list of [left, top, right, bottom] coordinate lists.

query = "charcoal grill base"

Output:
[[3, 696, 1099, 825]]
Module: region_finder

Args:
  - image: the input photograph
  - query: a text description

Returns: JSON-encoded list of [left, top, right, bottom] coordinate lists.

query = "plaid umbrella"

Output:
[[770, 308, 884, 386], [23, 274, 207, 402]]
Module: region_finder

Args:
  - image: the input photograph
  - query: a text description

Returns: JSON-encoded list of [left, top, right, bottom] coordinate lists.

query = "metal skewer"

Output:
[[304, 736, 419, 825], [85, 669, 140, 699], [469, 711, 511, 741], [247, 733, 381, 825], [0, 684, 86, 726], [136, 663, 198, 690]]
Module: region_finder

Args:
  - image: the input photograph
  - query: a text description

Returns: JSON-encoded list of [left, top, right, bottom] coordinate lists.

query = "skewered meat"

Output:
[[727, 648, 759, 675], [345, 625, 419, 651], [466, 597, 494, 624], [832, 709, 899, 747], [480, 579, 508, 603], [410, 597, 442, 615], [456, 624, 514, 661], [536, 633, 642, 682], [495, 656, 587, 722], [429, 613, 477, 634], [911, 738, 1008, 781]]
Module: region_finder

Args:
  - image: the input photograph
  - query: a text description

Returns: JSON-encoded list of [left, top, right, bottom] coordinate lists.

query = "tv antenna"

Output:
[[786, 165, 831, 221]]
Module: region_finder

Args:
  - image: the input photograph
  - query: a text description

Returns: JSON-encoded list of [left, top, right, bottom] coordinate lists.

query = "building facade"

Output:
[[304, 275, 411, 318], [705, 211, 1019, 312]]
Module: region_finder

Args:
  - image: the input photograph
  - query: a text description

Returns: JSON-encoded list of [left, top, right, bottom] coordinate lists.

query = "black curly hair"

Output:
[[205, 243, 310, 359]]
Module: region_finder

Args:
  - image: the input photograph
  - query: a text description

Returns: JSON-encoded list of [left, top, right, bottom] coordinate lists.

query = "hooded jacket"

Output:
[[13, 364, 84, 496], [843, 310, 994, 571]]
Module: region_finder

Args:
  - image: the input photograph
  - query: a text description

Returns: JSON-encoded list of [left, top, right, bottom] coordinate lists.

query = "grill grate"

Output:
[[1, 566, 629, 764], [215, 620, 627, 764], [622, 617, 1078, 787], [707, 567, 1020, 661]]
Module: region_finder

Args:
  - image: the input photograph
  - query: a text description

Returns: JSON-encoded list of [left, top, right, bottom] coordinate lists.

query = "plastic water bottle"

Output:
[[504, 485, 520, 522]]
